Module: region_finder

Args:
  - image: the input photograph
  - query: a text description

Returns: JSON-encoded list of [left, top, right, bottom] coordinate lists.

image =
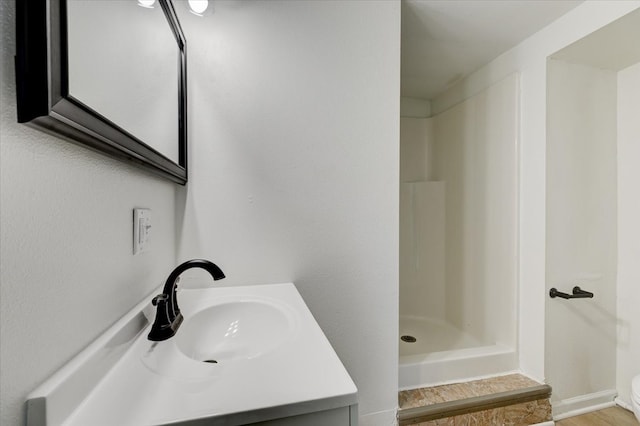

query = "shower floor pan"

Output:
[[399, 316, 517, 390]]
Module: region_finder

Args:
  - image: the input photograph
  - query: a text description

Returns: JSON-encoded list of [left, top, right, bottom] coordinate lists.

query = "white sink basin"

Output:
[[176, 299, 295, 363], [27, 283, 358, 426]]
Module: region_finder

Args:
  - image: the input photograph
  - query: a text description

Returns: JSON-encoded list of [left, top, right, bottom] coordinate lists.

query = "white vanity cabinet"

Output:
[[246, 405, 358, 426]]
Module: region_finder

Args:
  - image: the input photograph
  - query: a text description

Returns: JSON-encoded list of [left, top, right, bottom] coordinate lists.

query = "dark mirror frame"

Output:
[[15, 0, 188, 185]]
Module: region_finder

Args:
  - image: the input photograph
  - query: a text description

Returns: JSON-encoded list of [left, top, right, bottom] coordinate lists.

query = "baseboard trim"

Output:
[[552, 389, 617, 420]]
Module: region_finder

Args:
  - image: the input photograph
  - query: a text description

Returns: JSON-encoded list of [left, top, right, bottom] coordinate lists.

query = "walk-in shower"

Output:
[[399, 75, 520, 390]]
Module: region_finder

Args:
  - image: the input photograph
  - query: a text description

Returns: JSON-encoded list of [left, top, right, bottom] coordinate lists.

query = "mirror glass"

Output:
[[66, 1, 179, 162]]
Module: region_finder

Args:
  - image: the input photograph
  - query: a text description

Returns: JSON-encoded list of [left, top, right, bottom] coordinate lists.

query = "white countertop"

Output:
[[27, 283, 357, 426]]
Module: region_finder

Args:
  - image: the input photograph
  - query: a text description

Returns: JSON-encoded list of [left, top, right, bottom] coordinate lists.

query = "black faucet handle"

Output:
[[148, 293, 181, 342], [152, 294, 169, 306]]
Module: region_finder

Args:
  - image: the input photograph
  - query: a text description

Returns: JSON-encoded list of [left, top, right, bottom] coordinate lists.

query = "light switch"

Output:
[[133, 208, 151, 255]]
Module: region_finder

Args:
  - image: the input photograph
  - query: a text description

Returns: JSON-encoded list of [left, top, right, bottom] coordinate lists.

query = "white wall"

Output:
[[433, 75, 518, 347], [400, 118, 435, 182], [400, 97, 431, 118], [545, 59, 618, 406], [175, 2, 400, 424], [399, 118, 443, 321], [616, 61, 640, 408], [399, 180, 445, 321], [0, 2, 178, 425], [432, 1, 640, 382]]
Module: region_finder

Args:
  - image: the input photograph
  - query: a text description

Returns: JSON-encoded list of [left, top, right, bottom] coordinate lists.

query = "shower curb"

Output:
[[398, 384, 552, 425]]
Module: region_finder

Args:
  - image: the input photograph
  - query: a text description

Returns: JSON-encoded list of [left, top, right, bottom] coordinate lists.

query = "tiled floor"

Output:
[[399, 374, 544, 409], [405, 399, 551, 426], [399, 373, 552, 426]]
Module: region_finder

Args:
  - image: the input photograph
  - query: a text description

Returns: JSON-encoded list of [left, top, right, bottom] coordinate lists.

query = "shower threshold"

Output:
[[398, 373, 552, 425]]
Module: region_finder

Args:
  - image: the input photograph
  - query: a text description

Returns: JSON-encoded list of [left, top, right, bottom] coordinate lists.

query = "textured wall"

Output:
[[0, 2, 178, 425], [545, 59, 618, 404], [616, 61, 640, 408], [174, 2, 400, 423]]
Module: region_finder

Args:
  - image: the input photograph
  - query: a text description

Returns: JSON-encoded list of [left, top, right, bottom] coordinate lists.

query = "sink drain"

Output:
[[401, 335, 417, 343], [203, 359, 218, 364]]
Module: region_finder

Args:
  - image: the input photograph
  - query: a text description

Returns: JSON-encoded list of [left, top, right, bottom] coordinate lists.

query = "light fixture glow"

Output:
[[137, 0, 156, 8], [188, 0, 209, 16]]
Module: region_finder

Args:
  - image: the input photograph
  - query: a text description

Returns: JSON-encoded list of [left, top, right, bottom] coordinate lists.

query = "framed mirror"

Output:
[[16, 0, 187, 184]]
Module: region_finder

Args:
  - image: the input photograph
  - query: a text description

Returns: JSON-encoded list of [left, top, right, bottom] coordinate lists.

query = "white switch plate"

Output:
[[133, 208, 151, 255]]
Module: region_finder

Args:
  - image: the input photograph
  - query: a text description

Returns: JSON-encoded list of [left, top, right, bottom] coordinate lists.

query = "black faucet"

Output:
[[148, 259, 225, 341]]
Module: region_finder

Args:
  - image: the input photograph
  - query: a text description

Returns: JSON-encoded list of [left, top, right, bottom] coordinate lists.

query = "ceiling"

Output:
[[401, 0, 584, 100], [551, 8, 640, 72]]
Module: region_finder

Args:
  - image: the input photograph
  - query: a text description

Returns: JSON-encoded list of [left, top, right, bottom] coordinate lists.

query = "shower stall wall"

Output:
[[399, 74, 520, 390]]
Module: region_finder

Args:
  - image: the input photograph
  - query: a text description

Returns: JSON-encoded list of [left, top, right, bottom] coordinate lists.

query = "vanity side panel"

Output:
[[25, 397, 46, 426], [248, 406, 351, 426]]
